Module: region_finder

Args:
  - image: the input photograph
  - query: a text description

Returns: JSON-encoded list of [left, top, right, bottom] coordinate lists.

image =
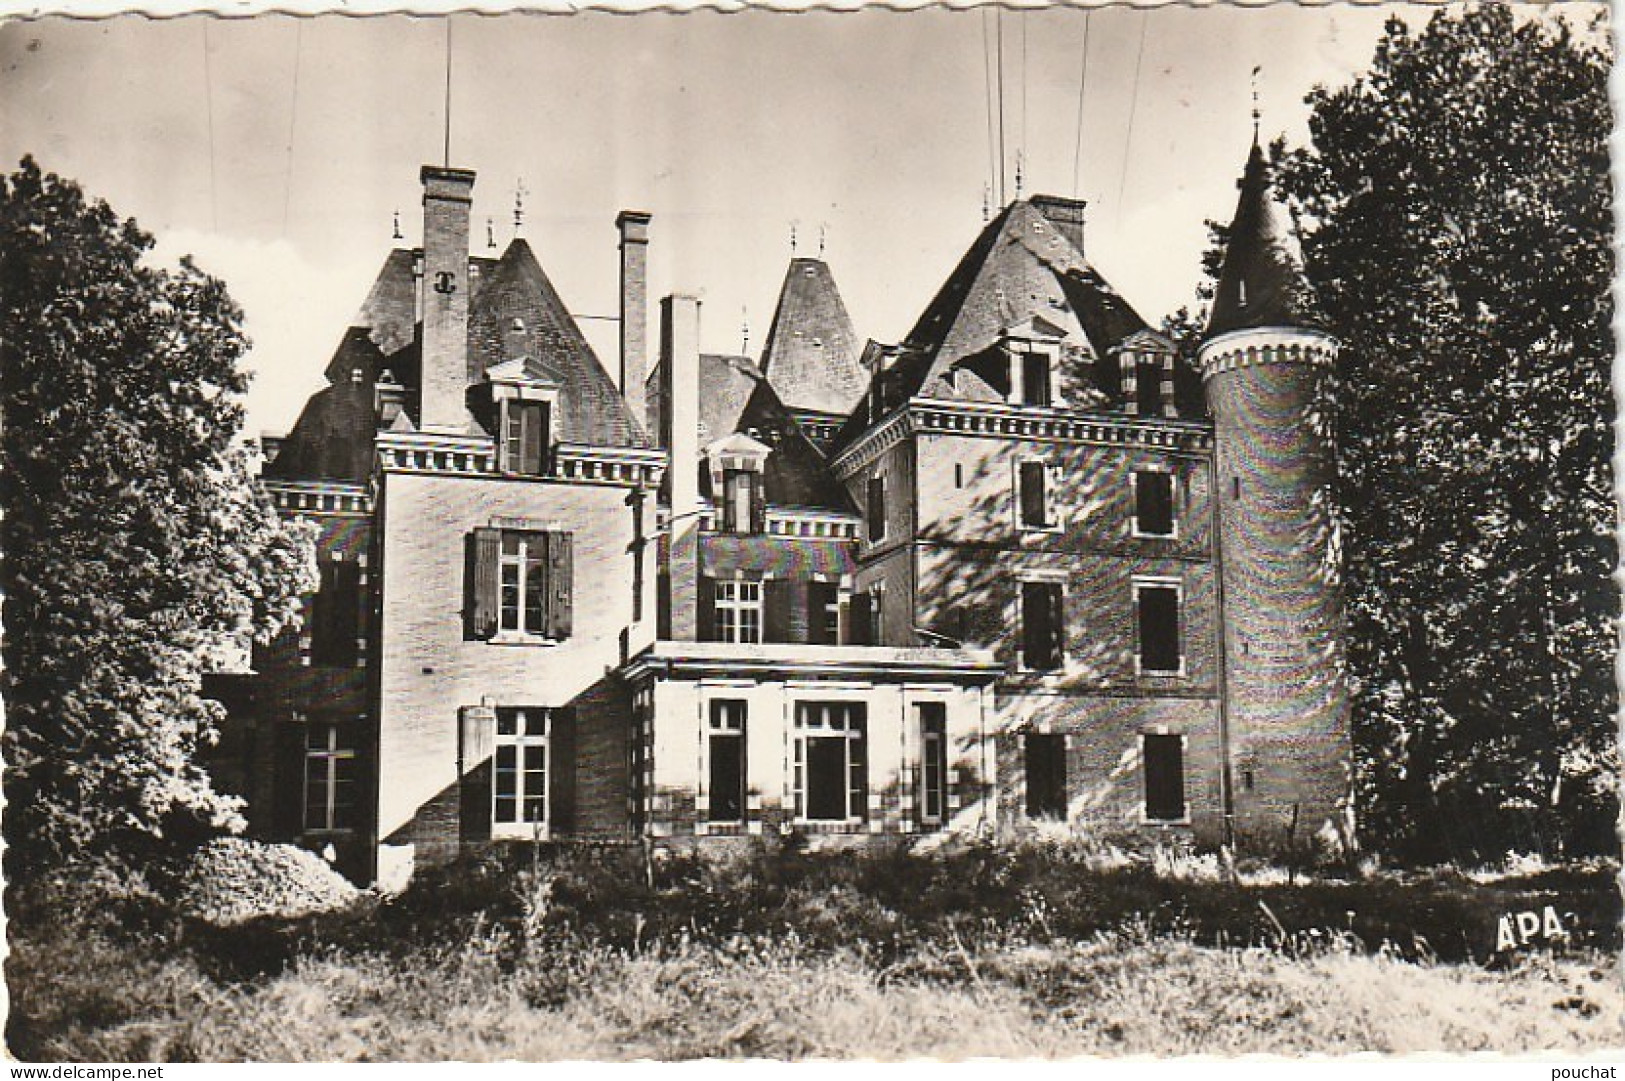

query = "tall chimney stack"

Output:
[[419, 165, 477, 432], [659, 294, 701, 520], [617, 210, 652, 431]]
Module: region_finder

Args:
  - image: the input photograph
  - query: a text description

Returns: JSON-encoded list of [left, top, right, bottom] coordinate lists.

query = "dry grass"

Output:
[[17, 928, 1621, 1061]]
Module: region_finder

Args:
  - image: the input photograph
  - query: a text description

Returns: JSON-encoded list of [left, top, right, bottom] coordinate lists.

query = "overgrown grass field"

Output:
[[8, 840, 1621, 1060]]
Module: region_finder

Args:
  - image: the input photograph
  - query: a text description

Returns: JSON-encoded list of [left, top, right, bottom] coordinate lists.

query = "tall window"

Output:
[[722, 469, 762, 534], [310, 558, 361, 667], [918, 702, 947, 828], [500, 533, 548, 635], [1020, 351, 1052, 407], [1136, 581, 1182, 674], [794, 702, 868, 822], [1135, 360, 1163, 417], [1018, 460, 1051, 529], [1142, 733, 1186, 822], [1021, 580, 1065, 671], [303, 722, 356, 832], [1025, 733, 1067, 819], [708, 700, 747, 823], [493, 707, 548, 832], [504, 401, 550, 476], [866, 476, 887, 543], [1134, 471, 1176, 537], [715, 579, 762, 644]]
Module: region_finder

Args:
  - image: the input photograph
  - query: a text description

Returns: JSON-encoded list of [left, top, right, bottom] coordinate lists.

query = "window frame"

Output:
[[302, 720, 357, 834], [917, 701, 948, 828], [500, 399, 551, 477], [866, 475, 887, 544], [1024, 731, 1068, 821], [706, 699, 748, 825], [714, 577, 764, 645], [1131, 468, 1179, 539], [491, 706, 550, 838], [792, 701, 869, 825], [1133, 577, 1185, 677], [498, 531, 549, 638], [1140, 730, 1190, 825], [1018, 576, 1066, 672], [1015, 457, 1060, 533]]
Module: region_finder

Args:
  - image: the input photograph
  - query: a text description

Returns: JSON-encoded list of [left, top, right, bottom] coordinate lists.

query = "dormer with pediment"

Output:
[[702, 431, 772, 534], [1112, 327, 1179, 418], [482, 355, 563, 477]]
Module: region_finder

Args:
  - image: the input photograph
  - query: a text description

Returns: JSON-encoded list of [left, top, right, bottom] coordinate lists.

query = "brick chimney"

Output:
[[419, 165, 477, 432], [617, 210, 651, 431], [659, 294, 701, 520]]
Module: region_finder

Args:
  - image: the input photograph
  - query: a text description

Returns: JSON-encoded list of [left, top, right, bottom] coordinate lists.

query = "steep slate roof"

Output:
[[758, 257, 868, 417], [833, 196, 1205, 452], [1207, 143, 1315, 337], [730, 380, 856, 513], [269, 238, 646, 482], [467, 238, 648, 448]]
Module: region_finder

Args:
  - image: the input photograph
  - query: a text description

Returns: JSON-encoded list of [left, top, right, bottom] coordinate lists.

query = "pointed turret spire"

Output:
[[1206, 141, 1314, 338]]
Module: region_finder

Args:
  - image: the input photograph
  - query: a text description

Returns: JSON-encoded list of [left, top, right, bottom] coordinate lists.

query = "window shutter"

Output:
[[519, 402, 545, 475], [807, 581, 836, 645], [458, 705, 496, 842], [273, 719, 306, 838], [848, 591, 874, 646], [465, 528, 501, 640], [545, 531, 573, 640], [549, 707, 575, 834], [749, 470, 767, 534], [867, 477, 886, 542], [310, 561, 336, 663], [763, 578, 793, 643], [1047, 582, 1066, 666], [329, 561, 361, 666], [697, 575, 717, 641], [849, 711, 869, 821]]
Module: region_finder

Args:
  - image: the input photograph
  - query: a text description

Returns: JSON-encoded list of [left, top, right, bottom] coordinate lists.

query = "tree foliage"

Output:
[[1273, 7, 1616, 862], [1, 158, 315, 876]]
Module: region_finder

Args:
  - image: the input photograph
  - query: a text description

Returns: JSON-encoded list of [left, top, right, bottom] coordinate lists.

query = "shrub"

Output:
[[169, 839, 357, 925]]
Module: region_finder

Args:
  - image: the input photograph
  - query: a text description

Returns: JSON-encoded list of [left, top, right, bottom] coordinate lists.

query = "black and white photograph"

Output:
[[0, 0, 1618, 1063]]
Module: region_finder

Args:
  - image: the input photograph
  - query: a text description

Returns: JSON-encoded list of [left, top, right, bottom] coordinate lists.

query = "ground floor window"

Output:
[[794, 702, 867, 822], [303, 721, 356, 832], [917, 702, 947, 827], [494, 707, 548, 831], [1025, 732, 1067, 819], [708, 699, 747, 823], [1143, 732, 1186, 822]]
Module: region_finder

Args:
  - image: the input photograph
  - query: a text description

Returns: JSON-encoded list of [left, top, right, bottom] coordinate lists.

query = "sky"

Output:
[[0, 3, 1592, 439]]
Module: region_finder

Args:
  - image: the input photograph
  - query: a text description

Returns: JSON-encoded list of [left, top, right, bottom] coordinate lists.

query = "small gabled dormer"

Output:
[[1000, 314, 1070, 409], [702, 431, 771, 534], [484, 356, 562, 477], [1113, 328, 1178, 418]]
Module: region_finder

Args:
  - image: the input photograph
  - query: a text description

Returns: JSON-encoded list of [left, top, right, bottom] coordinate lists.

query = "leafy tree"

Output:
[[1, 158, 315, 876], [1273, 7, 1616, 862]]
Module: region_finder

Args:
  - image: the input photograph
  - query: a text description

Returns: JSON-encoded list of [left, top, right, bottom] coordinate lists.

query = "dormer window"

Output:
[[704, 432, 771, 535], [1000, 322, 1064, 408]]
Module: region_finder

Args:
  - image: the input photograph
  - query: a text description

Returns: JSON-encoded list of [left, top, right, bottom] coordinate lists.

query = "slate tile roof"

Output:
[[758, 258, 867, 417], [1207, 142, 1316, 337], [267, 237, 647, 482]]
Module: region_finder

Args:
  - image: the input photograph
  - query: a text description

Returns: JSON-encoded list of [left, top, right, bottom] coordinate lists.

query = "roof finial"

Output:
[[982, 184, 991, 223], [486, 216, 496, 250], [1015, 150, 1025, 199], [741, 305, 750, 355], [392, 209, 403, 241], [818, 223, 826, 259], [513, 179, 527, 236], [1251, 65, 1262, 145], [790, 221, 798, 256]]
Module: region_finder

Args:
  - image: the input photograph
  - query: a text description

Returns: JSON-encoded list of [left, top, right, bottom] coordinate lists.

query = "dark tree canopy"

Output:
[[1273, 8, 1616, 862], [1, 158, 314, 875]]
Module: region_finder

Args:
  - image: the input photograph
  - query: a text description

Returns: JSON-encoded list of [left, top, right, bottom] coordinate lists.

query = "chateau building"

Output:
[[210, 143, 1350, 886]]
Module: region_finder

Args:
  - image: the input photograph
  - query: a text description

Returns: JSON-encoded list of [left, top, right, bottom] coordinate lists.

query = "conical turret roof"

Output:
[[758, 257, 867, 416], [1207, 142, 1315, 338]]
